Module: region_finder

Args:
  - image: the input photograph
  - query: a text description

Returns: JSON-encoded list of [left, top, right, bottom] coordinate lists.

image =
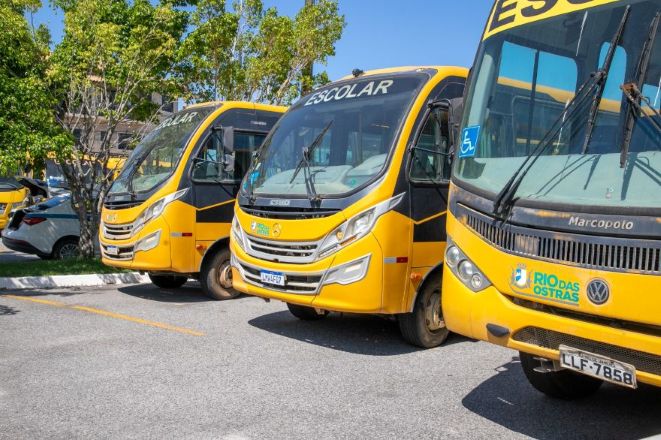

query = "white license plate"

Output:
[[260, 270, 285, 286], [559, 345, 637, 389], [106, 246, 119, 256]]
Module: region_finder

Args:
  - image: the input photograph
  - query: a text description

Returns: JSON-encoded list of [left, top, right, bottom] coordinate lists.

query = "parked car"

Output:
[[0, 177, 48, 233], [2, 194, 83, 260]]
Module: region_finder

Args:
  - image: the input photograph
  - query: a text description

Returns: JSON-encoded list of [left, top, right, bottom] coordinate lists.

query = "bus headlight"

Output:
[[317, 194, 404, 259], [322, 255, 371, 286], [445, 238, 491, 292], [231, 216, 247, 251], [133, 189, 188, 235], [135, 230, 162, 253]]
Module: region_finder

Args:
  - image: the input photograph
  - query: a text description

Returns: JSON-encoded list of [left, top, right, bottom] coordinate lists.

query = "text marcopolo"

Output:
[[569, 216, 634, 231]]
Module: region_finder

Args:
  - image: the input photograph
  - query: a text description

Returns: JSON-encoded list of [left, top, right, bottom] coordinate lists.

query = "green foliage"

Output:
[[0, 0, 63, 175], [178, 0, 345, 105]]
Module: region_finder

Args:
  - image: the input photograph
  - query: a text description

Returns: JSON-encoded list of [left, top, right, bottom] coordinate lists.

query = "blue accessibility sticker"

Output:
[[459, 126, 480, 158]]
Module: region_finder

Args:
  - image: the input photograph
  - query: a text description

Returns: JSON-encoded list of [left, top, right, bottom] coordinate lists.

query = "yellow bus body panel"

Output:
[[443, 209, 661, 388], [231, 66, 469, 315], [0, 187, 29, 230], [100, 101, 286, 275]]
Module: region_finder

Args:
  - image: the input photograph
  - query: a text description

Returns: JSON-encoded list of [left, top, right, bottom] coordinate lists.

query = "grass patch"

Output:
[[0, 259, 126, 278]]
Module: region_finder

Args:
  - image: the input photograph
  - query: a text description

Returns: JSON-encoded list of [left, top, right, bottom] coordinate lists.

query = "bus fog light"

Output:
[[445, 239, 491, 293], [458, 260, 475, 281], [322, 255, 371, 286], [445, 245, 462, 268], [136, 230, 161, 253]]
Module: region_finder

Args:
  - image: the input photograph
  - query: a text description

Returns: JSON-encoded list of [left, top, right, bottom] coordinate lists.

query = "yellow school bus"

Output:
[[100, 102, 286, 299], [443, 0, 660, 398], [0, 179, 30, 231], [230, 66, 468, 347]]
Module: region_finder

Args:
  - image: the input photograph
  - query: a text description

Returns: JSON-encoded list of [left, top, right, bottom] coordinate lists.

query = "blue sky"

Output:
[[31, 1, 492, 81]]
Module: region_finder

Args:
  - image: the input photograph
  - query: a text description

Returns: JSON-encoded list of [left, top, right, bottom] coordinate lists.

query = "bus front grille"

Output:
[[233, 257, 322, 295], [102, 221, 135, 241], [244, 235, 320, 264], [513, 327, 661, 377], [462, 207, 661, 275], [101, 243, 134, 261]]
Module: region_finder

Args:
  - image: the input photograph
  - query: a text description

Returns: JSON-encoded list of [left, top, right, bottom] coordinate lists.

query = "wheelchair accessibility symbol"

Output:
[[459, 126, 480, 158]]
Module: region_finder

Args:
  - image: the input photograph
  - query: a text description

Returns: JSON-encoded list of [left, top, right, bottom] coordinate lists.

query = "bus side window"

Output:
[[192, 133, 224, 182], [409, 108, 451, 184]]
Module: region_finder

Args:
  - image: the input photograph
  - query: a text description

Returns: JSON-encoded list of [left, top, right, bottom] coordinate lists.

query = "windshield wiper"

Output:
[[581, 5, 631, 154], [492, 7, 631, 219], [620, 11, 661, 167], [289, 121, 333, 203]]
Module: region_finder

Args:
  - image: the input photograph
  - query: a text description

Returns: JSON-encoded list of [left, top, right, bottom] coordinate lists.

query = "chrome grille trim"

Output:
[[459, 204, 661, 275], [513, 327, 661, 376], [102, 221, 136, 241], [232, 255, 323, 295], [101, 243, 134, 261], [244, 234, 322, 264]]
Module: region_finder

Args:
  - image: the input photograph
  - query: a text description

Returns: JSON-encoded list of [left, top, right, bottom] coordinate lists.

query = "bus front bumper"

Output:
[[230, 235, 387, 314], [442, 266, 661, 388]]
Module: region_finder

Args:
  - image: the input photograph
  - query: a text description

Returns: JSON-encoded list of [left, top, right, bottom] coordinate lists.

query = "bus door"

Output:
[[190, 127, 268, 244]]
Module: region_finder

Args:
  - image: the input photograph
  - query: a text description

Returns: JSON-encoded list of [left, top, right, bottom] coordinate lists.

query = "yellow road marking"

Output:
[[3, 295, 204, 337]]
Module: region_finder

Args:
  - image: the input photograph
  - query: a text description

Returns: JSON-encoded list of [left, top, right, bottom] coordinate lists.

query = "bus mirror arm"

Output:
[[212, 125, 235, 153]]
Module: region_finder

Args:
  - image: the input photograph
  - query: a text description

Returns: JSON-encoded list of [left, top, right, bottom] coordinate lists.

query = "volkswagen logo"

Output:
[[587, 279, 610, 305]]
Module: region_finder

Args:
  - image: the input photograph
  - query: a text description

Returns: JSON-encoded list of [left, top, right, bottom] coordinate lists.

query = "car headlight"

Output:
[[231, 216, 247, 251], [444, 238, 491, 292], [317, 193, 404, 259], [135, 230, 162, 252], [322, 255, 371, 286], [133, 189, 188, 235]]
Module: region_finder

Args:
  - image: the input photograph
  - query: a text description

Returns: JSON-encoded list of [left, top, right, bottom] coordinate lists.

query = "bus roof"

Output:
[[184, 101, 287, 114], [338, 66, 467, 81]]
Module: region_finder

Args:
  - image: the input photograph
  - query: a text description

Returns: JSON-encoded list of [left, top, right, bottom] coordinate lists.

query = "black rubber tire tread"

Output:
[[200, 248, 240, 300], [287, 303, 329, 321], [52, 237, 80, 260], [520, 351, 603, 400], [148, 274, 188, 289], [398, 273, 449, 349]]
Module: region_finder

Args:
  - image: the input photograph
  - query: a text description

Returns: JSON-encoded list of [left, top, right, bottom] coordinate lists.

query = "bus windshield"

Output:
[[244, 73, 428, 198], [455, 0, 660, 210], [109, 106, 216, 195]]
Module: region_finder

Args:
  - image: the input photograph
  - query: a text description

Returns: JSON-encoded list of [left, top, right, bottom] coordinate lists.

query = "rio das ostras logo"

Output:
[[510, 264, 580, 306]]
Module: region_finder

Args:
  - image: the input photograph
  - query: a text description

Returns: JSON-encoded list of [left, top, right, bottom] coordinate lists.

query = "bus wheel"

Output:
[[149, 274, 188, 289], [398, 273, 449, 348], [201, 248, 240, 300], [287, 303, 329, 321], [519, 351, 602, 400]]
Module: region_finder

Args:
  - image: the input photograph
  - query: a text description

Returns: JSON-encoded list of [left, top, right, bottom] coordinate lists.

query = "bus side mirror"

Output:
[[212, 125, 235, 152]]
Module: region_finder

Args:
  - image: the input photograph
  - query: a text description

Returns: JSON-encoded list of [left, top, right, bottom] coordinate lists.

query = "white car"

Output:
[[2, 194, 83, 260]]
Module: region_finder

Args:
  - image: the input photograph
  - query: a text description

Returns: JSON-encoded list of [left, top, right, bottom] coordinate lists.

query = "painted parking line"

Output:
[[3, 295, 205, 337]]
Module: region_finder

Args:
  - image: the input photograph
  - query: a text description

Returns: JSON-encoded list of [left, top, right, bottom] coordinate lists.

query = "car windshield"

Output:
[[0, 178, 21, 191], [455, 0, 660, 210], [244, 73, 428, 198], [109, 106, 216, 195]]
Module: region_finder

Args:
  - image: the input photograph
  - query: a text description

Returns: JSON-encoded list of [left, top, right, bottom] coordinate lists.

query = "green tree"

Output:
[[179, 0, 345, 105], [0, 0, 63, 175], [48, 0, 188, 258]]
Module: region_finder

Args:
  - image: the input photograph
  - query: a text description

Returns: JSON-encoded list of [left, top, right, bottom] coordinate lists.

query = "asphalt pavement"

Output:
[[0, 283, 659, 439], [0, 241, 39, 264]]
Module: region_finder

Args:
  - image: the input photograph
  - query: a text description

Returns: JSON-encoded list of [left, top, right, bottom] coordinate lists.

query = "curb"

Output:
[[0, 272, 150, 290]]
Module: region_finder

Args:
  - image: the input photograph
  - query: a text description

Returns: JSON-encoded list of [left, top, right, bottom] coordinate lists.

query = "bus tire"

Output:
[[287, 303, 329, 321], [519, 351, 603, 400], [398, 273, 449, 348], [148, 274, 188, 289], [201, 248, 240, 300]]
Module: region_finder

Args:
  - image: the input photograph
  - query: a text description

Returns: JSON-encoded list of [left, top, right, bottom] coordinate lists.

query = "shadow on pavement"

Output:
[[118, 282, 219, 303], [0, 304, 19, 315], [462, 357, 661, 440], [249, 310, 474, 356]]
